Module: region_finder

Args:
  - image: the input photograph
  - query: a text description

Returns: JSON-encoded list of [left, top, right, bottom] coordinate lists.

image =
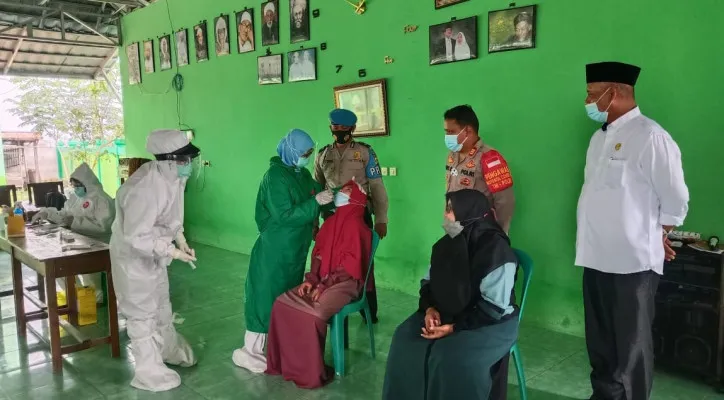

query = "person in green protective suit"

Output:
[[233, 128, 334, 373]]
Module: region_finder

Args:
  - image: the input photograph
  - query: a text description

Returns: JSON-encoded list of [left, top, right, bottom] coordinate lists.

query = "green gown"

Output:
[[245, 156, 322, 334]]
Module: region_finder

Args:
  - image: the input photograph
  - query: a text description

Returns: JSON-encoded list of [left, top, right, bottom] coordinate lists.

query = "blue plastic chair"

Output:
[[329, 231, 380, 377], [510, 248, 534, 400]]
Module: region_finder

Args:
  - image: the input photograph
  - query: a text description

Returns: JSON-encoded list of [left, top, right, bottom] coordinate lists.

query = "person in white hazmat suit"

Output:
[[32, 162, 115, 304], [110, 129, 200, 392]]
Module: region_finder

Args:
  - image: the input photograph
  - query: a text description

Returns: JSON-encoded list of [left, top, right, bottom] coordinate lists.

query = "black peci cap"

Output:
[[586, 62, 641, 86]]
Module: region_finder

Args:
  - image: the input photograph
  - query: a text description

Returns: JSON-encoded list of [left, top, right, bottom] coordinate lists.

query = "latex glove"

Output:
[[315, 190, 334, 205], [175, 232, 195, 258], [170, 248, 197, 263], [31, 209, 49, 223]]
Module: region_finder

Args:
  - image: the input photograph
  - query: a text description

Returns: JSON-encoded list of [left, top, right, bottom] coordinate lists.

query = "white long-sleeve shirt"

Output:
[[575, 107, 689, 275]]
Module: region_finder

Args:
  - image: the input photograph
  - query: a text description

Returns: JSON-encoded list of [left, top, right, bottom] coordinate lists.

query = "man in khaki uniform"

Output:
[[314, 108, 388, 323], [444, 105, 515, 232]]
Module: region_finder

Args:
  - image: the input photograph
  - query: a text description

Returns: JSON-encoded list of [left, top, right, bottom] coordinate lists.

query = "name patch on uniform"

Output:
[[481, 150, 513, 193], [460, 169, 474, 177]]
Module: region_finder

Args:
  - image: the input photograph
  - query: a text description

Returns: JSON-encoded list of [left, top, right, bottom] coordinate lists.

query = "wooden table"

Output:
[[0, 225, 120, 372]]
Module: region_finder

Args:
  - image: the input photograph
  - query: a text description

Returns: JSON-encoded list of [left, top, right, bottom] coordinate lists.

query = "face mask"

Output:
[[444, 129, 466, 152], [332, 129, 353, 145], [295, 156, 310, 168], [443, 218, 464, 238], [74, 187, 87, 198], [177, 163, 193, 178], [334, 192, 350, 207], [585, 88, 613, 123]]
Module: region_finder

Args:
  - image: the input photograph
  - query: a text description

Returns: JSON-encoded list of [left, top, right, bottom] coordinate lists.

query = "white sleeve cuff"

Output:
[[659, 213, 685, 227]]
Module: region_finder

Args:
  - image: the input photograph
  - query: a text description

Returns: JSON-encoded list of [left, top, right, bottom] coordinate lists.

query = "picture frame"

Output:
[[175, 29, 190, 67], [428, 16, 477, 65], [333, 79, 389, 138], [142, 40, 155, 74], [159, 35, 172, 70], [261, 0, 280, 46], [435, 0, 469, 10], [193, 21, 209, 62], [488, 5, 537, 53], [288, 48, 316, 82], [126, 42, 141, 85], [214, 15, 231, 56], [236, 9, 255, 53], [258, 54, 283, 85], [290, 0, 310, 44]]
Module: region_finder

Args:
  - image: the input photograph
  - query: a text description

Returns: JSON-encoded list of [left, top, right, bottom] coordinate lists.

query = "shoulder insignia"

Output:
[[481, 150, 513, 194]]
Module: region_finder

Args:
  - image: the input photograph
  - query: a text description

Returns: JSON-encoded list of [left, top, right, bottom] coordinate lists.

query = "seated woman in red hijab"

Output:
[[266, 180, 372, 389]]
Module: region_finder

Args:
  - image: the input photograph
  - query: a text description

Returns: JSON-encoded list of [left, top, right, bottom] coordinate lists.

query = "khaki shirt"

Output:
[[315, 141, 389, 224], [446, 139, 515, 232]]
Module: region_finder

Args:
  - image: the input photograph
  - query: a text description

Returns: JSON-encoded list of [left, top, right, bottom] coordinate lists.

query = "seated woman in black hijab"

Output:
[[383, 189, 519, 400]]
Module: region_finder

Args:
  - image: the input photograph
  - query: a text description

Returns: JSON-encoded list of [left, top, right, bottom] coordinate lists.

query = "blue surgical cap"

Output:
[[277, 129, 314, 167], [329, 109, 358, 127]]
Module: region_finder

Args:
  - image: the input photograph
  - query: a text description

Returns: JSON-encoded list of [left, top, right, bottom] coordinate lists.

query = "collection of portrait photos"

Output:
[[125, 0, 314, 86], [429, 2, 537, 66]]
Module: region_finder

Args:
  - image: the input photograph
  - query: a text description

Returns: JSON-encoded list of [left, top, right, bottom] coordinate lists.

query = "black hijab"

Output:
[[429, 190, 516, 319]]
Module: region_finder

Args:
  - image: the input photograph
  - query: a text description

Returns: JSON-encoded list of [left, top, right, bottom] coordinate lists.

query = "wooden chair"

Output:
[[0, 185, 18, 207], [27, 181, 64, 208]]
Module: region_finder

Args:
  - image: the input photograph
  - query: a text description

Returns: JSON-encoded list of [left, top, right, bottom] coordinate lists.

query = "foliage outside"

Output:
[[5, 66, 123, 144]]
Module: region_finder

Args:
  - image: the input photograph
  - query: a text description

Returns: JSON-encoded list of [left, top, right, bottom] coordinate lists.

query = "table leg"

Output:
[[36, 273, 46, 303], [11, 250, 26, 337], [45, 262, 63, 373], [106, 266, 120, 358], [66, 277, 78, 327]]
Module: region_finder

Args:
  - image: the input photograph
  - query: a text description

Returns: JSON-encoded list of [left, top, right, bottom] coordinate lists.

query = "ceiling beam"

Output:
[[4, 70, 96, 80], [94, 47, 117, 79], [63, 11, 117, 45], [74, 0, 142, 7], [3, 27, 26, 75], [2, 50, 106, 60], [8, 61, 99, 69], [0, 1, 117, 20], [0, 33, 118, 49]]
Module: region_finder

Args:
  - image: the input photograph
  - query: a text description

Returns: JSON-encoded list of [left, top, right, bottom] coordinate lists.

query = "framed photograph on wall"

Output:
[[175, 29, 189, 67], [435, 0, 469, 9], [288, 48, 316, 82], [126, 43, 141, 85], [290, 0, 310, 43], [194, 22, 209, 62], [258, 54, 283, 85], [159, 35, 172, 70], [142, 40, 154, 74], [214, 15, 231, 56], [488, 5, 537, 53], [333, 79, 389, 138], [236, 9, 255, 53], [429, 16, 477, 65], [261, 1, 280, 46]]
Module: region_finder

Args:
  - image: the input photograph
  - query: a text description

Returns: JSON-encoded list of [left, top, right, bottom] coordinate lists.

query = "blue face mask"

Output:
[[295, 156, 310, 168], [177, 163, 193, 178], [444, 129, 466, 152], [74, 187, 87, 198], [334, 192, 350, 208], [585, 88, 612, 123]]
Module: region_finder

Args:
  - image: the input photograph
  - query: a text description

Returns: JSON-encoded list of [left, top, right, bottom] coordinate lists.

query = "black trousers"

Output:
[[583, 268, 660, 400]]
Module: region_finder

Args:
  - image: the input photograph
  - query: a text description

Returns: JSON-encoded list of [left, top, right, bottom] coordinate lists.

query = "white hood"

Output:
[[70, 162, 103, 193]]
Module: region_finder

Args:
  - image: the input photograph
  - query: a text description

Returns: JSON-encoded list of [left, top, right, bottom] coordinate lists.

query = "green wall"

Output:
[[119, 0, 724, 336]]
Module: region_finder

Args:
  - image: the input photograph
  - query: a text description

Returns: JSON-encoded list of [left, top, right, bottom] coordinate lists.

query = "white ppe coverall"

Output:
[[109, 159, 196, 392], [35, 162, 114, 303]]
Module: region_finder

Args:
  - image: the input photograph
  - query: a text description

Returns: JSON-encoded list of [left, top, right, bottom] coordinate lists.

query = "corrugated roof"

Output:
[[0, 0, 151, 79]]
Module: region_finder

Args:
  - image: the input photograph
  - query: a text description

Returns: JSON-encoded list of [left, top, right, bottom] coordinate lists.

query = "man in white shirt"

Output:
[[576, 62, 689, 400]]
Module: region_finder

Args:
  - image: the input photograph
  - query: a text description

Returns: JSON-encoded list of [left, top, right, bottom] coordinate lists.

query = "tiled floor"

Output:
[[0, 243, 722, 399]]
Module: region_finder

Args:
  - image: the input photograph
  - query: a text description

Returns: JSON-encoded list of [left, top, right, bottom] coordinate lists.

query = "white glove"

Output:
[[315, 190, 334, 205], [175, 232, 195, 258], [170, 248, 197, 263], [31, 209, 49, 223]]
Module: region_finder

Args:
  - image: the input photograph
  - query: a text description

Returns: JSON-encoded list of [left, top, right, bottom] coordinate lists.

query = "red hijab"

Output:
[[313, 180, 372, 281]]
